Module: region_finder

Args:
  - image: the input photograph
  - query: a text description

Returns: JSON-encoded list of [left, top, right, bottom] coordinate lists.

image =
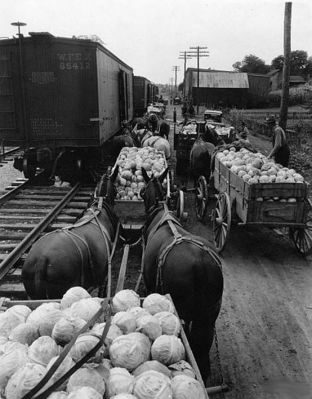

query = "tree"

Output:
[[271, 50, 309, 75], [232, 54, 270, 74]]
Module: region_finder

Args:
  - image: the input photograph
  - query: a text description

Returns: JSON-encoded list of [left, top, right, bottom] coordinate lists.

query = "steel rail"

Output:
[[0, 179, 30, 205], [0, 182, 80, 279], [0, 147, 21, 162]]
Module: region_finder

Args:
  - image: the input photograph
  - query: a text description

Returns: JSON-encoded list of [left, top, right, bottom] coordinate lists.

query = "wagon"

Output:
[[174, 121, 201, 175], [0, 292, 212, 398], [194, 152, 312, 254], [113, 146, 187, 235]]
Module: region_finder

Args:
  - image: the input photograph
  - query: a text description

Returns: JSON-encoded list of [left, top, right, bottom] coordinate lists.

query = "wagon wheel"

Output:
[[289, 199, 312, 255], [212, 192, 231, 253], [195, 175, 208, 221], [176, 190, 187, 222]]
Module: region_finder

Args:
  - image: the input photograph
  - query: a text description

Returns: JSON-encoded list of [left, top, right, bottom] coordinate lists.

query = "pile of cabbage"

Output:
[[217, 147, 304, 185], [114, 147, 167, 201], [0, 287, 207, 399]]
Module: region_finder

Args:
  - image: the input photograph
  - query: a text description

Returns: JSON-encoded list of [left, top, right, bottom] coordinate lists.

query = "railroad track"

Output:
[[0, 178, 95, 299], [0, 147, 22, 166]]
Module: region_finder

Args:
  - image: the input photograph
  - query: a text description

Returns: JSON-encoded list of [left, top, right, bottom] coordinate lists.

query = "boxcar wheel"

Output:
[[195, 175, 208, 221], [22, 155, 37, 180], [212, 192, 231, 252]]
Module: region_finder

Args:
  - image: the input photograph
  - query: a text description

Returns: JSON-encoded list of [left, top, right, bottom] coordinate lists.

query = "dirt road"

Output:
[[166, 105, 312, 398]]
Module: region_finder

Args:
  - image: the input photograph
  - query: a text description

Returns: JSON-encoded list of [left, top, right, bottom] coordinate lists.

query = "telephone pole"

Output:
[[280, 2, 292, 131], [172, 66, 180, 97], [184, 46, 209, 114], [179, 51, 192, 98]]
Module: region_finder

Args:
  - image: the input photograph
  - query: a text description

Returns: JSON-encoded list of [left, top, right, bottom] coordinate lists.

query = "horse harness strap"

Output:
[[146, 210, 182, 249], [155, 219, 222, 294]]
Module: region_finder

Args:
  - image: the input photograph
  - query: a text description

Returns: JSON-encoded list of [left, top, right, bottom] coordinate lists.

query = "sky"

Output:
[[1, 0, 312, 84]]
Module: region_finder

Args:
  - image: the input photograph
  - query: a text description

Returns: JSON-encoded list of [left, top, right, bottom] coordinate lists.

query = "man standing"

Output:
[[266, 116, 290, 167]]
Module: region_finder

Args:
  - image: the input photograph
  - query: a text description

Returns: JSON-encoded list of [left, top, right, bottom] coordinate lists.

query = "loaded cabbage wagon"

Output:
[[194, 145, 312, 254], [113, 146, 186, 231]]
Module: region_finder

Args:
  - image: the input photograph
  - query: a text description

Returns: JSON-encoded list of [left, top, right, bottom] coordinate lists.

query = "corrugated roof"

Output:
[[191, 71, 249, 89]]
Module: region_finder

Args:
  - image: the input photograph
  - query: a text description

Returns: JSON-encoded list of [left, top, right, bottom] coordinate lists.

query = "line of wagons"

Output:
[[173, 109, 312, 255]]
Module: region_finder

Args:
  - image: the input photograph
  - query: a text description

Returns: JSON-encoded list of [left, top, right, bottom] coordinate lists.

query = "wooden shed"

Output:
[[184, 69, 249, 108]]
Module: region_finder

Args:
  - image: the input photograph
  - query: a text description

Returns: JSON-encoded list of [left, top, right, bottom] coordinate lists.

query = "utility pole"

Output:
[[172, 66, 180, 97], [179, 51, 192, 98], [280, 2, 292, 131], [184, 46, 209, 114]]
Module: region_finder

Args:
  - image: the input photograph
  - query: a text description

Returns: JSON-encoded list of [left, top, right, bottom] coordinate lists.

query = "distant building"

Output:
[[184, 68, 272, 108], [268, 69, 306, 91]]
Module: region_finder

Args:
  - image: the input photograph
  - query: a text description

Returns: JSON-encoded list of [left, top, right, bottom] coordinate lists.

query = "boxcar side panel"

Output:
[[97, 49, 133, 145], [23, 36, 100, 148]]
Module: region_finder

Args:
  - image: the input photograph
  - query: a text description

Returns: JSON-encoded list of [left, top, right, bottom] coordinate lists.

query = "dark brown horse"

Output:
[[190, 136, 216, 182], [22, 167, 120, 299], [140, 168, 223, 382]]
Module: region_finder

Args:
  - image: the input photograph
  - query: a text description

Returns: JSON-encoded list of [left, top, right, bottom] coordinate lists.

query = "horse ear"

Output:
[[159, 167, 169, 184], [110, 165, 119, 182], [141, 167, 150, 183]]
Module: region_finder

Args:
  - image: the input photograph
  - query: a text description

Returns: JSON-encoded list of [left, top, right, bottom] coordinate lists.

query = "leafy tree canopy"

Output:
[[232, 54, 270, 74], [271, 50, 310, 75]]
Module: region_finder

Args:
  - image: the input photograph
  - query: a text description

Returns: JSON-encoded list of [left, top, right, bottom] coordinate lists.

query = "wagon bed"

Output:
[[211, 156, 312, 253]]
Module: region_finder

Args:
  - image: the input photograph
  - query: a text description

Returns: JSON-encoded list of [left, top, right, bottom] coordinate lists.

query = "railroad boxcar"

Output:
[[133, 75, 152, 117], [0, 32, 133, 178]]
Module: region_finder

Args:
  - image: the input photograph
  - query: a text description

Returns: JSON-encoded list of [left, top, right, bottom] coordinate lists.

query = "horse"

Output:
[[22, 167, 120, 299], [140, 167, 224, 382], [190, 136, 216, 183], [131, 124, 171, 159]]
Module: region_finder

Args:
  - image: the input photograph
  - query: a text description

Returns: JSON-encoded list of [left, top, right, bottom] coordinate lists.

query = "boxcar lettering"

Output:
[[31, 72, 56, 84], [31, 118, 63, 136]]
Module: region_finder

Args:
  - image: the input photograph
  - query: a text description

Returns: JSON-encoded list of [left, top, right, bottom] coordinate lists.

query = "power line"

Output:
[[179, 51, 192, 97], [184, 46, 209, 114]]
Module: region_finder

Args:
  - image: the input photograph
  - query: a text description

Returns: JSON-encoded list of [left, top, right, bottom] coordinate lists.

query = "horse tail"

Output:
[[34, 257, 49, 299]]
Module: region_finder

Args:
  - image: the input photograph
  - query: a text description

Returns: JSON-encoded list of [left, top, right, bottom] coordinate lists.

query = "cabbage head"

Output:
[[46, 355, 75, 391], [5, 362, 46, 399], [171, 375, 207, 399], [169, 360, 196, 379], [26, 303, 63, 336], [61, 286, 91, 309], [69, 333, 104, 363], [66, 368, 105, 396], [127, 307, 150, 321], [52, 316, 86, 345], [136, 314, 162, 341], [6, 305, 32, 323], [67, 386, 102, 399], [47, 392, 68, 398], [70, 298, 101, 322], [112, 311, 137, 334], [48, 391, 68, 399], [0, 346, 29, 391], [112, 290, 140, 313], [28, 336, 61, 366], [109, 332, 151, 371], [133, 370, 172, 399], [142, 294, 174, 315], [107, 367, 134, 397], [151, 335, 185, 365], [133, 360, 171, 378], [154, 311, 181, 336], [0, 312, 22, 338], [91, 323, 123, 348], [9, 323, 40, 346]]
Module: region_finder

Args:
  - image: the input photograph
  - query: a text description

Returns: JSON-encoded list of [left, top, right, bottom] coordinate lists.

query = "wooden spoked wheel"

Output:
[[289, 227, 312, 255], [289, 200, 312, 255], [195, 175, 208, 221], [212, 192, 231, 253]]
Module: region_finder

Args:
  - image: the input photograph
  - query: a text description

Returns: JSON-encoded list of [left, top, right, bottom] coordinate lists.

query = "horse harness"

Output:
[[145, 205, 222, 294]]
